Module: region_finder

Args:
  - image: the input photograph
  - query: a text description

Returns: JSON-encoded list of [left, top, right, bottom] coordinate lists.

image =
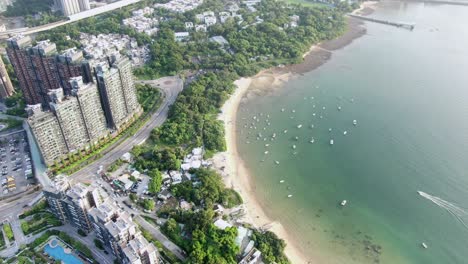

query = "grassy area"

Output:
[[107, 158, 126, 173], [0, 118, 23, 131], [19, 200, 48, 219], [223, 189, 243, 208], [21, 212, 62, 235], [3, 223, 14, 241]]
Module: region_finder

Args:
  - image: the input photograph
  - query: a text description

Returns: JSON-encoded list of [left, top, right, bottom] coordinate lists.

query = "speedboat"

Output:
[[264, 151, 269, 155], [338, 106, 342, 111], [341, 200, 347, 206], [284, 130, 288, 133], [288, 194, 293, 198], [353, 120, 357, 126], [310, 138, 315, 143], [280, 180, 285, 183], [421, 242, 428, 249], [292, 145, 296, 149], [297, 124, 302, 128], [343, 131, 348, 135], [328, 128, 332, 132], [330, 139, 334, 145], [275, 161, 280, 165], [417, 191, 423, 196]]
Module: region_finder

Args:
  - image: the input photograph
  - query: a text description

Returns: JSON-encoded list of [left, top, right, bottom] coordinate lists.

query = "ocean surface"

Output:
[[236, 2, 468, 263]]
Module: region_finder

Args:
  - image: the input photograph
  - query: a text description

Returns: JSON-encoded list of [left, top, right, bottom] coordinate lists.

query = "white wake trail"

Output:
[[418, 191, 468, 230]]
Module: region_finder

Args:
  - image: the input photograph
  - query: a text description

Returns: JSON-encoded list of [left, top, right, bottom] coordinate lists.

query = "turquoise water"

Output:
[[44, 242, 83, 264], [236, 2, 468, 263]]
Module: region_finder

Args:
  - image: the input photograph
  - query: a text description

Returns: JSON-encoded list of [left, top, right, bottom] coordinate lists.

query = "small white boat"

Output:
[[297, 124, 302, 129], [281, 108, 285, 112], [280, 180, 285, 183], [421, 242, 428, 249], [313, 105, 316, 108], [284, 130, 288, 133], [310, 138, 315, 143], [265, 144, 270, 147], [341, 200, 347, 206], [322, 106, 326, 110], [288, 194, 293, 198], [295, 136, 299, 141], [292, 145, 296, 149], [275, 161, 280, 165], [328, 128, 332, 132], [343, 131, 347, 135], [330, 139, 334, 145], [310, 124, 314, 128], [312, 113, 316, 116], [311, 96, 314, 100], [320, 115, 323, 119], [292, 109, 296, 113], [338, 106, 342, 111], [353, 120, 357, 126], [264, 151, 269, 155], [272, 133, 276, 138]]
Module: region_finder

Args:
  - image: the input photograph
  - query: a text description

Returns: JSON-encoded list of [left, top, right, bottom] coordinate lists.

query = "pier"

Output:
[[348, 14, 415, 30]]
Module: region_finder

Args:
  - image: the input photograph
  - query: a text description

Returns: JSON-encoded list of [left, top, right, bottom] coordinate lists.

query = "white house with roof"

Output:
[[174, 32, 190, 42]]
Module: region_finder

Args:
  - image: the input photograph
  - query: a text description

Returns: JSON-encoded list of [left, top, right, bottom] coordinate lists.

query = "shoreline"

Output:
[[211, 3, 376, 263]]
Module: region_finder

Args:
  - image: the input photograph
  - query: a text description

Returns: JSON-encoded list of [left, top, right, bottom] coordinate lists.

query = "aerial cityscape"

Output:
[[0, 0, 466, 263]]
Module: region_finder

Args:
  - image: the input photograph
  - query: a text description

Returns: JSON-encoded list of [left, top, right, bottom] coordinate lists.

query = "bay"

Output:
[[236, 2, 468, 263]]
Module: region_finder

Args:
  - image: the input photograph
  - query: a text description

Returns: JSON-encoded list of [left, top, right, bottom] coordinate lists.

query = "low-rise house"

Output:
[[195, 24, 207, 32], [185, 22, 194, 30], [205, 16, 217, 26], [174, 32, 190, 42]]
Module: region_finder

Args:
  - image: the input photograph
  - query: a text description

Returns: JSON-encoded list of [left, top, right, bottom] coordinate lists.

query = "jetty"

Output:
[[348, 14, 415, 30]]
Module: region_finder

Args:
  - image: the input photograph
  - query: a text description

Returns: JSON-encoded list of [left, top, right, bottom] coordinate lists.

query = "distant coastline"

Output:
[[211, 2, 377, 263]]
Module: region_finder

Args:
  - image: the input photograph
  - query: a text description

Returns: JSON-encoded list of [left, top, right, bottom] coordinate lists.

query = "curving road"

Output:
[[70, 76, 183, 183]]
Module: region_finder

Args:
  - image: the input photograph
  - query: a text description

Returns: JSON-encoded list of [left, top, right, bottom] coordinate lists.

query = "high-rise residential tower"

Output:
[[70, 76, 108, 142], [55, 0, 90, 16], [95, 56, 141, 130], [6, 35, 40, 104], [6, 36, 93, 107]]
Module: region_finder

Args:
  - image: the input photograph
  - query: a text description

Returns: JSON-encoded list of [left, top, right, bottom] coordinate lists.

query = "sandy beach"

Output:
[[211, 3, 377, 263]]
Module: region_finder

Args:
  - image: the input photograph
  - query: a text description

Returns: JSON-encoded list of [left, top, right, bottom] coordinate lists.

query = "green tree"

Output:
[[148, 169, 162, 194]]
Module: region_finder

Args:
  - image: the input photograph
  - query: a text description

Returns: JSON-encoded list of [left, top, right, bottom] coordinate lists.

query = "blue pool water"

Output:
[[44, 243, 83, 264]]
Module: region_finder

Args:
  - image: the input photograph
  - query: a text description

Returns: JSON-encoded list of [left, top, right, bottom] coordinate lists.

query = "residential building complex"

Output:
[[44, 177, 107, 233], [6, 35, 91, 107], [44, 178, 159, 264], [27, 78, 110, 165], [89, 200, 159, 264], [0, 56, 14, 98], [7, 35, 141, 165], [55, 0, 90, 16]]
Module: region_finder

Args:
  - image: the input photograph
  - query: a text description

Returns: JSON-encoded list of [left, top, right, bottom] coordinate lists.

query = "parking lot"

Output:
[[0, 130, 34, 196]]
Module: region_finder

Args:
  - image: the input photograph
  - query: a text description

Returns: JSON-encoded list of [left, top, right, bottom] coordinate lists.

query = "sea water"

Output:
[[236, 2, 468, 263]]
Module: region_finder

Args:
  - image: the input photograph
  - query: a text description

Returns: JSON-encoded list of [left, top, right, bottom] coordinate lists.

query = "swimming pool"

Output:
[[44, 243, 83, 264]]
